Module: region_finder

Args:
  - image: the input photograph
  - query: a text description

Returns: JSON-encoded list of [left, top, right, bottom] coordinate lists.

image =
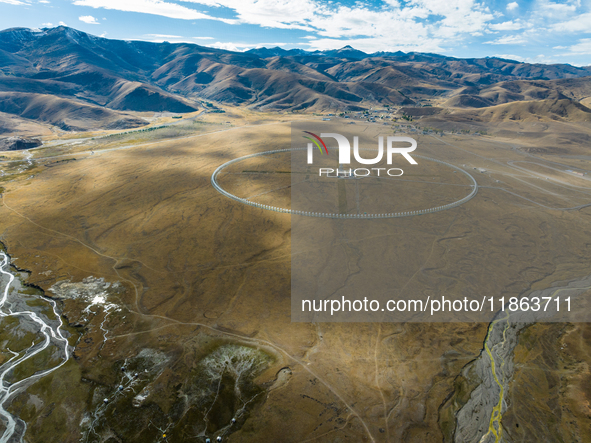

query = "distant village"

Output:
[[315, 103, 488, 137]]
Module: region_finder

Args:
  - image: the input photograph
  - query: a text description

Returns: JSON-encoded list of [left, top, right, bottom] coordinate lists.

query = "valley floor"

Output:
[[0, 110, 590, 442]]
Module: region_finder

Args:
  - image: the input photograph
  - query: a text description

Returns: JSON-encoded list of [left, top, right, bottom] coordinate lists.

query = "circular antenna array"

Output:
[[211, 148, 478, 218]]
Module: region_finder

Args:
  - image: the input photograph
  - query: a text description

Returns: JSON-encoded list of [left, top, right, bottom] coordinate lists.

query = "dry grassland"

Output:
[[0, 113, 591, 442]]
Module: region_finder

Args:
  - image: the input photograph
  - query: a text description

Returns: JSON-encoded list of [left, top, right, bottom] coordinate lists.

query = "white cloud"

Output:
[[39, 0, 50, 3], [58, 21, 67, 26], [494, 53, 559, 63], [139, 34, 232, 44], [86, 0, 496, 51], [140, 36, 193, 43], [273, 0, 496, 53], [489, 20, 524, 31], [540, 0, 578, 14], [484, 34, 527, 45], [533, 54, 559, 63], [506, 2, 518, 11], [210, 42, 247, 52], [145, 33, 182, 38], [0, 0, 28, 5], [72, 0, 236, 22], [551, 12, 591, 32], [493, 53, 525, 61], [41, 22, 53, 27], [79, 15, 100, 24], [208, 41, 288, 51], [558, 38, 591, 55], [182, 0, 318, 31]]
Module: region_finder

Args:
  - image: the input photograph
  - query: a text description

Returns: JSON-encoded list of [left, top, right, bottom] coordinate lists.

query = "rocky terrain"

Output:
[[0, 136, 41, 151]]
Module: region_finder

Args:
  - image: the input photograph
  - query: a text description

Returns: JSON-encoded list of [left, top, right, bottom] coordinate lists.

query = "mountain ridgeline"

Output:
[[1, 26, 591, 132]]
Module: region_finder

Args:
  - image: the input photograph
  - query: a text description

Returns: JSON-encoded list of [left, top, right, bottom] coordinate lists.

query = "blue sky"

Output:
[[1, 0, 590, 65]]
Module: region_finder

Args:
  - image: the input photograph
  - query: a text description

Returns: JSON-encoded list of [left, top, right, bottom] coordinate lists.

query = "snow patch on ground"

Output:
[[49, 276, 122, 313]]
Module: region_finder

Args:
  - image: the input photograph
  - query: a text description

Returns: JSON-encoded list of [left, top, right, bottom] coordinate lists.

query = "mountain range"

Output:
[[1, 26, 591, 132]]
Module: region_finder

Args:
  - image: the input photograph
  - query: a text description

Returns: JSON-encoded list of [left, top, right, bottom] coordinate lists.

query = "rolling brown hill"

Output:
[[1, 26, 590, 130], [475, 98, 591, 122], [426, 98, 591, 125], [0, 91, 146, 131]]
